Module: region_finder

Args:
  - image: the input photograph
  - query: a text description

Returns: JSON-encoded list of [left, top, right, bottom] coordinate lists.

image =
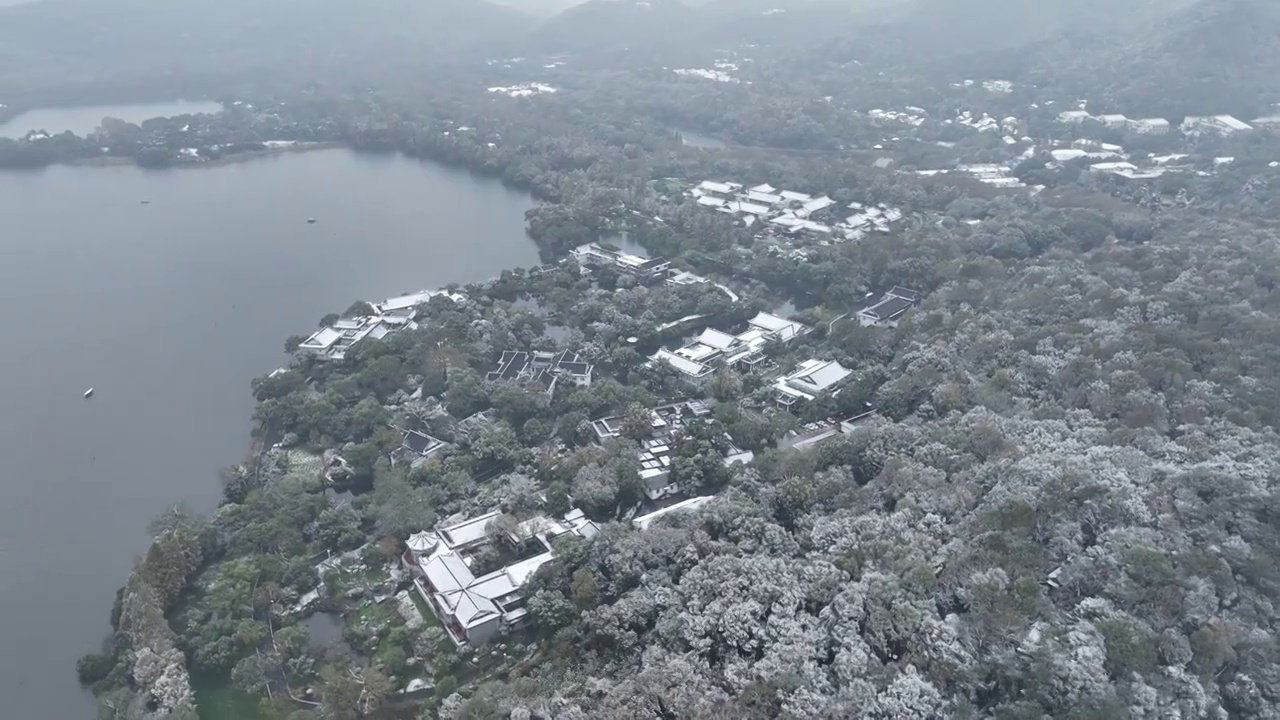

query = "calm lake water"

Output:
[[0, 100, 223, 138], [0, 145, 538, 718]]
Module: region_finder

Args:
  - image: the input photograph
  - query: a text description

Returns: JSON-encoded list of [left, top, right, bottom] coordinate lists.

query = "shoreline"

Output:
[[66, 141, 342, 170]]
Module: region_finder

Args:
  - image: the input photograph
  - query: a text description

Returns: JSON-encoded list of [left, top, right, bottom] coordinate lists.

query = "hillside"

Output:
[[844, 0, 1200, 65], [528, 0, 701, 55], [1080, 0, 1280, 117]]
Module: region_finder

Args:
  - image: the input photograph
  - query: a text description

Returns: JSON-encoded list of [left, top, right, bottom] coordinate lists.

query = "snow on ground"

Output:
[[487, 83, 557, 97], [673, 68, 739, 83]]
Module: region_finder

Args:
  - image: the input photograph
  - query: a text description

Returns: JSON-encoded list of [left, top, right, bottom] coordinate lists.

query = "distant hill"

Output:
[[0, 0, 529, 102], [847, 0, 1200, 64], [962, 0, 1280, 118], [694, 0, 905, 47], [528, 0, 700, 55], [1093, 0, 1280, 116], [496, 0, 586, 18]]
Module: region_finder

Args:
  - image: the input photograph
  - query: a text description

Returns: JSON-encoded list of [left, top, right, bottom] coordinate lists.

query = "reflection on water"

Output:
[[304, 612, 346, 650], [599, 231, 650, 258]]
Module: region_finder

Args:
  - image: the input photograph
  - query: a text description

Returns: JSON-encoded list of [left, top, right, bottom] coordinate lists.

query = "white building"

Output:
[[1057, 110, 1091, 124], [1089, 161, 1139, 175], [571, 243, 671, 282], [650, 312, 807, 381], [374, 290, 464, 319], [1128, 117, 1170, 134], [795, 196, 836, 218], [773, 359, 853, 409], [1181, 115, 1253, 135], [1097, 114, 1129, 128], [695, 180, 742, 197], [403, 509, 598, 647], [841, 204, 905, 236], [1050, 148, 1089, 163], [297, 315, 416, 361]]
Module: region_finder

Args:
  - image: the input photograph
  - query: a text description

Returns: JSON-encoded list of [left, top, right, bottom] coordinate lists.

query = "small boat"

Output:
[[307, 217, 317, 224], [83, 388, 95, 399], [140, 200, 150, 205]]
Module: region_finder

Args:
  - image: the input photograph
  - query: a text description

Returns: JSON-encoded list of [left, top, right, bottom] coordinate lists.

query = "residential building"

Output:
[[1251, 115, 1280, 128], [403, 509, 598, 647], [396, 429, 447, 465], [769, 213, 833, 235], [795, 196, 836, 218], [1181, 115, 1253, 135], [742, 189, 784, 206], [1057, 110, 1091, 124], [857, 286, 922, 328], [1097, 114, 1129, 128], [720, 200, 773, 217], [590, 401, 752, 501], [1089, 161, 1140, 175], [296, 315, 416, 361], [780, 409, 877, 450], [695, 180, 742, 197], [485, 350, 593, 393], [746, 311, 808, 341], [1050, 148, 1089, 163], [1128, 117, 1170, 134], [650, 312, 808, 381], [773, 359, 853, 409], [570, 243, 671, 282], [842, 203, 905, 236], [374, 290, 465, 320]]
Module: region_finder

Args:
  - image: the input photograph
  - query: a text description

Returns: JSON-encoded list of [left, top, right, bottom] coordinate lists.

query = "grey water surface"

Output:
[[0, 143, 538, 718]]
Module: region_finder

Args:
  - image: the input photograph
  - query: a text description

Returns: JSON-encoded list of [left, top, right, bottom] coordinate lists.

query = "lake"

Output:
[[0, 145, 539, 718], [0, 100, 223, 138]]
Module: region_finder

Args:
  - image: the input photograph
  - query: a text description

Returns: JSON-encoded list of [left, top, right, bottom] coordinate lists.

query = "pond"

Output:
[[304, 612, 347, 652], [0, 99, 223, 138], [599, 230, 651, 258]]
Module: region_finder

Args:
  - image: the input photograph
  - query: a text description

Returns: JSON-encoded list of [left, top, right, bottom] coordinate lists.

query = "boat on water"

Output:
[[140, 200, 150, 205], [307, 217, 317, 224], [83, 388, 94, 399]]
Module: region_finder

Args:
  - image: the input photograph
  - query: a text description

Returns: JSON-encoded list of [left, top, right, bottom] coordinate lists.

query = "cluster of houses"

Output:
[[296, 290, 464, 361], [402, 508, 599, 646], [650, 286, 920, 409], [402, 477, 747, 647], [570, 242, 672, 284], [303, 246, 930, 654], [590, 399, 754, 501], [484, 350, 594, 395], [1057, 110, 1277, 137], [379, 283, 923, 647], [688, 180, 905, 241], [650, 310, 808, 382]]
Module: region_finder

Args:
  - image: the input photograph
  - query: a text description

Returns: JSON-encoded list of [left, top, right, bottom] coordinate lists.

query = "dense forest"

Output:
[[28, 0, 1279, 718]]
